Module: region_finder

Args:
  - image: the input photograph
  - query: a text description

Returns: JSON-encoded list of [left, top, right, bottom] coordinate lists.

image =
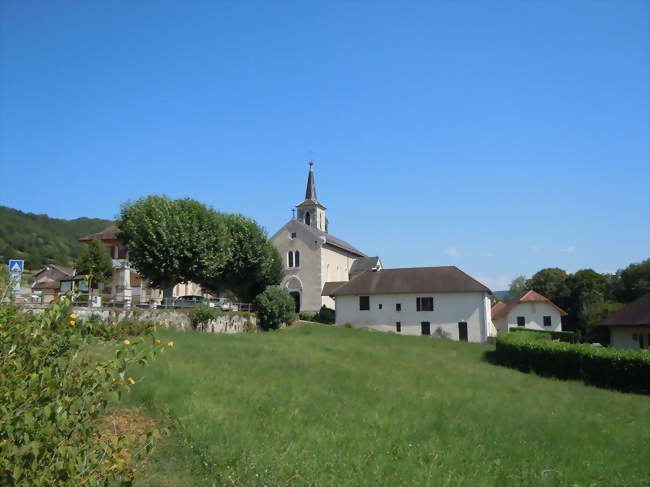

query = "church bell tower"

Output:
[[296, 161, 327, 232]]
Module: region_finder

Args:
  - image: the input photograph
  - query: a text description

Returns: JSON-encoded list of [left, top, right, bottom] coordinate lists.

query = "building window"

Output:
[[517, 316, 525, 327], [421, 322, 431, 335], [396, 303, 401, 312], [288, 251, 294, 268], [295, 250, 300, 267], [290, 232, 297, 239], [543, 316, 552, 327], [396, 322, 401, 333], [416, 297, 433, 312], [359, 296, 370, 311], [305, 212, 311, 226], [378, 303, 382, 309]]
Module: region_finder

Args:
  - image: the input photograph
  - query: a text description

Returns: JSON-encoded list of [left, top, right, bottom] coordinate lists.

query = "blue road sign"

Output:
[[8, 259, 24, 273]]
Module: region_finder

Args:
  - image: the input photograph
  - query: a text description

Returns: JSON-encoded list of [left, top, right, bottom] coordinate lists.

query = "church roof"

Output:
[[327, 266, 491, 296], [296, 199, 326, 210], [350, 257, 381, 276], [305, 161, 317, 200]]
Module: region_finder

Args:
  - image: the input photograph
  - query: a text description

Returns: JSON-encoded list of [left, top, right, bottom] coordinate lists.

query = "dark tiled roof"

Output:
[[32, 278, 60, 290], [322, 232, 366, 257], [79, 225, 119, 242], [350, 257, 381, 276], [321, 281, 347, 296], [305, 163, 317, 200], [329, 266, 491, 296], [597, 293, 650, 327], [296, 199, 326, 210], [491, 290, 567, 320]]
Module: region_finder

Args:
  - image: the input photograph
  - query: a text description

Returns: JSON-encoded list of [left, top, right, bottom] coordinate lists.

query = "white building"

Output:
[[271, 162, 378, 312], [491, 290, 566, 333], [323, 266, 493, 343], [596, 293, 650, 350]]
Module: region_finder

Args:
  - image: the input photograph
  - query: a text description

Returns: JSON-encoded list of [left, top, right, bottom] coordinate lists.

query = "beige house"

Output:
[[31, 265, 74, 303], [596, 293, 650, 350], [271, 162, 378, 312], [491, 290, 566, 333]]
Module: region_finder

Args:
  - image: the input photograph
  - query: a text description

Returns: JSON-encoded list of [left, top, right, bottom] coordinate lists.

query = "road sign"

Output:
[[8, 259, 24, 273]]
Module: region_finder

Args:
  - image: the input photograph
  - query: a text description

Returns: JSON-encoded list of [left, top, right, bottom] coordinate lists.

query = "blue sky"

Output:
[[1, 1, 648, 289]]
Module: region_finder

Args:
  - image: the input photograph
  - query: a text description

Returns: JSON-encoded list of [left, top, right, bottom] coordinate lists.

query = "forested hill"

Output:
[[0, 206, 112, 270]]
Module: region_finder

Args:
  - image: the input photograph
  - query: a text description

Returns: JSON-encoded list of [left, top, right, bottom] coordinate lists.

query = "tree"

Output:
[[613, 259, 650, 303], [526, 268, 571, 308], [254, 286, 295, 330], [568, 269, 608, 335], [508, 276, 528, 299], [205, 214, 283, 301], [75, 237, 113, 303], [118, 196, 232, 299]]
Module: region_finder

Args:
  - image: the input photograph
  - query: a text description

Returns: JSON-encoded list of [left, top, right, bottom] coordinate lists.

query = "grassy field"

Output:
[[123, 323, 650, 486]]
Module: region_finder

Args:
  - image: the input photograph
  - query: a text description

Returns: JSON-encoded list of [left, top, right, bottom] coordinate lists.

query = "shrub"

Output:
[[495, 331, 650, 394], [0, 295, 166, 485], [317, 305, 335, 324], [510, 327, 577, 343], [343, 322, 355, 329], [299, 311, 318, 322], [433, 326, 451, 339], [254, 287, 294, 330], [189, 305, 223, 330]]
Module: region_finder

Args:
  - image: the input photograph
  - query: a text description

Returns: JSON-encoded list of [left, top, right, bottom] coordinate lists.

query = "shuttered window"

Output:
[[543, 316, 552, 327], [396, 322, 401, 333], [416, 297, 433, 312], [517, 316, 525, 327], [359, 296, 370, 311]]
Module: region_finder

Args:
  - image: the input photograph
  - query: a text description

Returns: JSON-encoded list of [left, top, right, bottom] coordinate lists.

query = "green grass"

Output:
[[124, 324, 650, 486]]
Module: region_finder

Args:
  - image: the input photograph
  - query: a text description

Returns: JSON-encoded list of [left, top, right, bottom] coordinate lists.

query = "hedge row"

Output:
[[510, 327, 577, 343], [495, 331, 650, 394]]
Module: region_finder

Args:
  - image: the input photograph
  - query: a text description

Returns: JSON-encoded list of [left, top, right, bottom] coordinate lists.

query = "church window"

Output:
[[359, 296, 370, 311], [295, 250, 300, 267], [288, 251, 294, 268], [290, 232, 296, 239], [305, 212, 311, 226]]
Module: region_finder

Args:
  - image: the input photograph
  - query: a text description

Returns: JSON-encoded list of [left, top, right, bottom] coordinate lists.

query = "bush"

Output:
[[509, 327, 577, 343], [433, 326, 451, 339], [0, 295, 166, 485], [189, 305, 223, 330], [495, 331, 650, 394], [317, 305, 335, 324], [254, 287, 294, 330], [343, 322, 355, 329], [299, 311, 318, 322]]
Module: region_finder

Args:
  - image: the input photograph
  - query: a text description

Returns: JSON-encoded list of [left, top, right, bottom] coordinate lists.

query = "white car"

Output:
[[211, 298, 232, 311]]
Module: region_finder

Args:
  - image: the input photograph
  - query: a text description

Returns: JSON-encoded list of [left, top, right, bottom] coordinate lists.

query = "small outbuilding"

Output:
[[491, 290, 566, 333], [596, 293, 650, 350]]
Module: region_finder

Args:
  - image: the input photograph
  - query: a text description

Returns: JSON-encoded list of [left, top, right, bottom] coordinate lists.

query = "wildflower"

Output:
[[68, 320, 76, 326], [69, 313, 77, 319], [154, 339, 161, 344], [127, 377, 135, 385], [123, 340, 131, 345], [167, 341, 174, 348]]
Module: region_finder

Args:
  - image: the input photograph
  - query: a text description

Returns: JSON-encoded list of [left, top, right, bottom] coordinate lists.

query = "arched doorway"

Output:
[[289, 292, 300, 313]]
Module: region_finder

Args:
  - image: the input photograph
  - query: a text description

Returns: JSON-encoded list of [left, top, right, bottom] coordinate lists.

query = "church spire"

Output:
[[305, 161, 317, 201]]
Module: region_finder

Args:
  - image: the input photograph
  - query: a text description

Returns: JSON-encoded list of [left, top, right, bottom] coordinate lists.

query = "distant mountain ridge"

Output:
[[0, 206, 112, 270]]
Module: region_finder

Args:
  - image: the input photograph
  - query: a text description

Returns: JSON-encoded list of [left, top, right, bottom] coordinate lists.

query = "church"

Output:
[[271, 163, 381, 312]]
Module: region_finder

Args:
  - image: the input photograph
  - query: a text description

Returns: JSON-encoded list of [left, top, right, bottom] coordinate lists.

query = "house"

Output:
[[491, 290, 566, 333], [31, 265, 73, 303], [322, 266, 493, 343], [271, 162, 378, 312], [596, 293, 650, 350], [78, 225, 203, 306]]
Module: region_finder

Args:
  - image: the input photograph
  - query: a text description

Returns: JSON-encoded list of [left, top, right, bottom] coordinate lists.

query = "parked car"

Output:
[[174, 295, 209, 308], [211, 297, 232, 311]]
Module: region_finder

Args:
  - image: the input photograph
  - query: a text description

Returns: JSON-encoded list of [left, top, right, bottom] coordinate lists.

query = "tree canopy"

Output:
[[118, 195, 282, 301], [75, 238, 114, 286]]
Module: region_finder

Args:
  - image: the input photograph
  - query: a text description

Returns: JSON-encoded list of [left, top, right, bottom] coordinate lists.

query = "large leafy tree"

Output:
[[613, 259, 650, 303], [75, 237, 114, 302], [204, 214, 283, 301], [567, 269, 608, 334], [118, 196, 232, 298], [526, 268, 571, 310], [508, 275, 528, 299]]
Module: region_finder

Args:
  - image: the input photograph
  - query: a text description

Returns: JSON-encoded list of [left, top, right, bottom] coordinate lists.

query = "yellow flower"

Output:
[[127, 377, 135, 385], [123, 340, 131, 345], [68, 320, 76, 326], [154, 339, 161, 344], [69, 313, 77, 319], [167, 341, 174, 348]]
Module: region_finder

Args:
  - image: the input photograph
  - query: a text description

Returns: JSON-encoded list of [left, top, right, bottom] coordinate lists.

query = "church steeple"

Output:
[[305, 161, 317, 201], [296, 161, 327, 232]]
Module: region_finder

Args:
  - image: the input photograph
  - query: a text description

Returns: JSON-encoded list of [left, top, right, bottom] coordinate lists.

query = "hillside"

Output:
[[124, 324, 649, 486], [0, 206, 112, 270]]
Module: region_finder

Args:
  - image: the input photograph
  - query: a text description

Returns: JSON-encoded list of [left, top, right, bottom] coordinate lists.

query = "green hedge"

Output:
[[510, 327, 577, 343], [495, 331, 650, 394]]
